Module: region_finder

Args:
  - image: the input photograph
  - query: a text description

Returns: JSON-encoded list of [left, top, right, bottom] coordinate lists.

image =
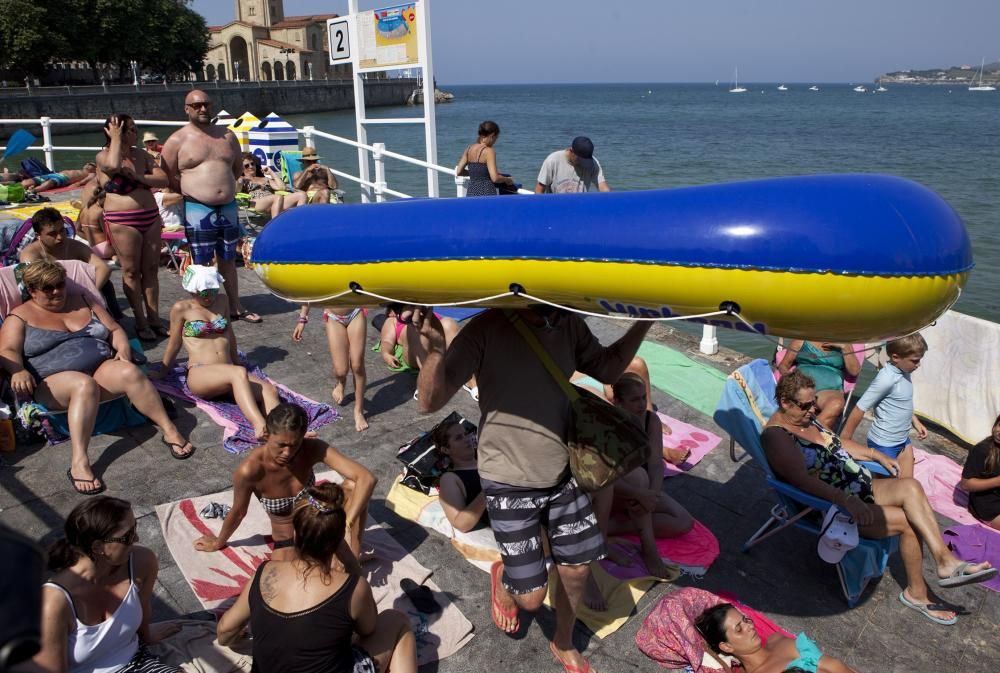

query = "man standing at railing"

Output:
[[160, 90, 262, 324]]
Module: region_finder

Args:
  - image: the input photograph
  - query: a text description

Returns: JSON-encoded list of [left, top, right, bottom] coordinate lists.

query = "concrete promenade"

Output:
[[1, 262, 996, 673]]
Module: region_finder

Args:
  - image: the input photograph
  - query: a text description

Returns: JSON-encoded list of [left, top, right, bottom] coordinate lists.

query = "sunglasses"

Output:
[[195, 289, 219, 298], [789, 398, 819, 411], [104, 525, 137, 546], [37, 281, 66, 294], [243, 162, 254, 168], [186, 101, 211, 109]]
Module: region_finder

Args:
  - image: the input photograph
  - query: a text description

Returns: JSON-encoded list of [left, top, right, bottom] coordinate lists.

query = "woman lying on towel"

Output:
[[959, 413, 1000, 530], [154, 265, 279, 439], [32, 496, 183, 673], [762, 370, 997, 625], [217, 482, 417, 673], [597, 373, 692, 578], [193, 403, 377, 564], [0, 260, 194, 495], [434, 419, 488, 532], [696, 603, 859, 673]]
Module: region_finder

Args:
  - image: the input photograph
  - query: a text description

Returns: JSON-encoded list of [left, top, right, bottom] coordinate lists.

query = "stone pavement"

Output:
[[1, 264, 995, 673]]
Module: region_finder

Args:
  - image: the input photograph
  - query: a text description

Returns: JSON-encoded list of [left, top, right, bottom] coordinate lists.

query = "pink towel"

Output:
[[912, 448, 985, 529], [602, 519, 720, 580], [659, 412, 721, 477]]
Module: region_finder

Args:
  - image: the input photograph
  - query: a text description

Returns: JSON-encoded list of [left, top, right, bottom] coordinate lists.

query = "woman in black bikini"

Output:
[[455, 121, 515, 197], [192, 403, 376, 563], [236, 153, 286, 214], [95, 114, 168, 342], [434, 419, 488, 533]]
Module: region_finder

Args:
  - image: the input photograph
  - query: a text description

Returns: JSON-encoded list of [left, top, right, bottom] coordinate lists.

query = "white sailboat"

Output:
[[876, 78, 888, 92], [969, 58, 996, 91], [853, 85, 867, 93], [777, 84, 788, 91], [808, 85, 819, 91], [729, 67, 747, 93]]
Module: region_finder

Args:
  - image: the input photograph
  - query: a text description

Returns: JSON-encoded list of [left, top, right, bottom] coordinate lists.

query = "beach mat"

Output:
[[0, 200, 79, 223], [571, 374, 721, 476], [386, 478, 715, 638], [155, 474, 474, 666], [912, 448, 986, 529], [637, 341, 729, 418]]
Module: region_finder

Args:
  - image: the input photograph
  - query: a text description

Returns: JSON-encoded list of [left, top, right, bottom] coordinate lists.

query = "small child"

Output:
[[841, 333, 929, 479]]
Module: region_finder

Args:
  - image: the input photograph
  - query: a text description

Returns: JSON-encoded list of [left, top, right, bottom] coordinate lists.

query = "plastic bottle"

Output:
[[0, 404, 15, 453]]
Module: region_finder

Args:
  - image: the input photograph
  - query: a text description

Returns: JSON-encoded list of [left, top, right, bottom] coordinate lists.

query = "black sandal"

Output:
[[67, 468, 106, 496], [162, 437, 196, 460], [231, 310, 263, 324]]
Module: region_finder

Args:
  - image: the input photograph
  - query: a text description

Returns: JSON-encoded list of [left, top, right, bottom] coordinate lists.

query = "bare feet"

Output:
[[490, 561, 520, 634], [663, 446, 691, 465], [354, 408, 369, 432], [331, 380, 346, 405], [253, 422, 267, 441], [583, 572, 607, 612], [641, 545, 676, 580]]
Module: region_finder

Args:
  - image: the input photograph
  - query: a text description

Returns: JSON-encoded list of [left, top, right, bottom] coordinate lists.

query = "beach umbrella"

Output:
[[2, 129, 37, 162]]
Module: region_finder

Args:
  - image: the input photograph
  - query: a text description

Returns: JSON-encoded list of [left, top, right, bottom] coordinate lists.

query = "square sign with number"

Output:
[[327, 17, 352, 65]]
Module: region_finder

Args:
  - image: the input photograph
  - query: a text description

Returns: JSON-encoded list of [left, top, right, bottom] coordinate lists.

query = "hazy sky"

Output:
[[192, 0, 1000, 84]]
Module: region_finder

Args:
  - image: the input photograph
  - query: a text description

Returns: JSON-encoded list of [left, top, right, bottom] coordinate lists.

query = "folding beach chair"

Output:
[[277, 150, 303, 188], [713, 359, 897, 606]]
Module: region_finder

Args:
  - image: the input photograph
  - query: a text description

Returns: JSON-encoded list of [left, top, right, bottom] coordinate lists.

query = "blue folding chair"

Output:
[[714, 358, 897, 606]]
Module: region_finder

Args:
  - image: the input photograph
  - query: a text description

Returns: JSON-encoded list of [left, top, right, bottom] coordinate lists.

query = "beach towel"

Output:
[[912, 448, 983, 528], [151, 354, 336, 454], [601, 520, 720, 580], [148, 621, 252, 673], [637, 341, 729, 417], [636, 587, 792, 671], [155, 476, 474, 666], [943, 525, 1000, 593], [571, 374, 721, 476], [386, 477, 714, 638]]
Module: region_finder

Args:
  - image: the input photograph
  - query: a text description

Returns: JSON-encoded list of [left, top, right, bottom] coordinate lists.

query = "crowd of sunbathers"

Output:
[[4, 104, 1000, 673]]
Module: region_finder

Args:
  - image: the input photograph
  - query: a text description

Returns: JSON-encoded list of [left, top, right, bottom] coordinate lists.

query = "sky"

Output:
[[191, 0, 1000, 84]]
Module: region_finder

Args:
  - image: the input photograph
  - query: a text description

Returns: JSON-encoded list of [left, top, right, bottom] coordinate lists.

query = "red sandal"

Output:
[[489, 560, 520, 634]]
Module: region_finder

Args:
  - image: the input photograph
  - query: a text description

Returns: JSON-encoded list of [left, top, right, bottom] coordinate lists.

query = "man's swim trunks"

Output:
[[183, 197, 239, 264], [33, 173, 68, 187]]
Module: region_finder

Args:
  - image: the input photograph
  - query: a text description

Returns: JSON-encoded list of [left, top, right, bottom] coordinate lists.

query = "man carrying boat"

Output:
[[160, 90, 262, 324]]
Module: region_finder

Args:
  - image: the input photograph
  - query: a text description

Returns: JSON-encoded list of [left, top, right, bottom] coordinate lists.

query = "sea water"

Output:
[[41, 83, 1000, 356]]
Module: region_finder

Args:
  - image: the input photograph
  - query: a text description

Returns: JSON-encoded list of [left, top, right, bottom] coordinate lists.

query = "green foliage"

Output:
[[1, 0, 208, 79]]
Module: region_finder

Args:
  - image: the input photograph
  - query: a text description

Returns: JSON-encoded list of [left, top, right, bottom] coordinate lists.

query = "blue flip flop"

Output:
[[898, 591, 957, 626], [937, 562, 999, 588]]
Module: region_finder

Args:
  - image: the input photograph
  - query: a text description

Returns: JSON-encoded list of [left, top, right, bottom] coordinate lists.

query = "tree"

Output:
[[140, 0, 210, 79], [0, 0, 69, 77]]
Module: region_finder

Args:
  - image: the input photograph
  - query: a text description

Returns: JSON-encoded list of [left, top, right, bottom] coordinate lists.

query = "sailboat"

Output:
[[969, 58, 996, 91], [729, 67, 747, 93], [777, 84, 788, 91], [808, 85, 819, 91], [876, 78, 888, 92], [852, 84, 867, 93]]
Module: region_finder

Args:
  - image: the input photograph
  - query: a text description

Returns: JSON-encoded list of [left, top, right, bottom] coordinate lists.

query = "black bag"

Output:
[[395, 411, 477, 494], [19, 158, 51, 179]]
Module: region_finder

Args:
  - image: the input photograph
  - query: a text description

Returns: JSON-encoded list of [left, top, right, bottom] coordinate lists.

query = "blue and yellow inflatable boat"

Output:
[[250, 174, 973, 342]]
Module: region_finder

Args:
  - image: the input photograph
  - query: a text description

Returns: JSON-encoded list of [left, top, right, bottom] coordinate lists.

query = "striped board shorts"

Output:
[[118, 645, 182, 673], [483, 476, 606, 595], [183, 197, 240, 264]]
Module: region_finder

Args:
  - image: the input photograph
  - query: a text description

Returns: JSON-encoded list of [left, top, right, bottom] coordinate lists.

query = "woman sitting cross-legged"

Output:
[[959, 413, 1000, 530], [216, 482, 417, 673], [192, 403, 377, 563], [32, 496, 182, 673], [762, 370, 997, 625], [434, 419, 488, 533], [0, 260, 194, 495], [153, 265, 279, 440], [696, 603, 860, 673]]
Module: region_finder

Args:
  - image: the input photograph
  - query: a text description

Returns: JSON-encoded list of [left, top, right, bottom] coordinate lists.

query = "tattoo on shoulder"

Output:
[[261, 564, 280, 602]]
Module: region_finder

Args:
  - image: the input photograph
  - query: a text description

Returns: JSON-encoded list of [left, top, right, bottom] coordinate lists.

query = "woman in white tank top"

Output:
[[31, 497, 180, 673]]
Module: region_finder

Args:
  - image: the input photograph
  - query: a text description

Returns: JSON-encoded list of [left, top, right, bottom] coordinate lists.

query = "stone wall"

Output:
[[0, 80, 415, 136]]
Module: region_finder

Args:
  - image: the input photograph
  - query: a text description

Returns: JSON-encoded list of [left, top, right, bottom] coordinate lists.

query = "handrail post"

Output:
[[700, 325, 719, 355], [372, 142, 387, 203], [455, 174, 466, 198], [302, 125, 315, 151], [40, 117, 54, 170]]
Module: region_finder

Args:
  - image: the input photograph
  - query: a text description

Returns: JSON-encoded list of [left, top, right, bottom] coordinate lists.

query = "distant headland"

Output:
[[879, 61, 998, 86]]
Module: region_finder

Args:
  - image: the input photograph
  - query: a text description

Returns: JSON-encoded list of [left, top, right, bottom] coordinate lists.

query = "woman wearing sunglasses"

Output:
[[31, 496, 182, 673], [0, 261, 194, 495], [762, 369, 996, 626], [153, 265, 279, 440], [236, 153, 286, 215]]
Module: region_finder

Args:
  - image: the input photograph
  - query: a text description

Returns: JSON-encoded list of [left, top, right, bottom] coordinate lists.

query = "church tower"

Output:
[[234, 0, 284, 27]]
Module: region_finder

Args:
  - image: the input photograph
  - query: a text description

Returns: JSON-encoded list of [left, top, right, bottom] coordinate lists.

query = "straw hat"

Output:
[[301, 147, 321, 161], [142, 131, 159, 143]]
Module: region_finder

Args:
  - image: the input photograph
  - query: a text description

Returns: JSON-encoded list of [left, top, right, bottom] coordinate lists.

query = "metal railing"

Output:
[[0, 78, 360, 99]]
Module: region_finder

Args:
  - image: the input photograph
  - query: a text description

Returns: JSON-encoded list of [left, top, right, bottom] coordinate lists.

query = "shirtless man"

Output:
[[159, 90, 262, 324], [23, 162, 97, 193], [271, 148, 339, 217], [19, 207, 123, 319]]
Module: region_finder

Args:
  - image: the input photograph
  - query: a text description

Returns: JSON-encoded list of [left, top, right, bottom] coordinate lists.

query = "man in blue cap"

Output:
[[535, 136, 611, 194]]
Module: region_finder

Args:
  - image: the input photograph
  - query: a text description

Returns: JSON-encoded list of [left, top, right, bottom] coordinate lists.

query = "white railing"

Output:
[[0, 115, 718, 353]]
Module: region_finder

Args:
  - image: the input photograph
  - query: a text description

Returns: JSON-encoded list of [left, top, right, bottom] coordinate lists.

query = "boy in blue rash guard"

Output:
[[841, 334, 929, 479]]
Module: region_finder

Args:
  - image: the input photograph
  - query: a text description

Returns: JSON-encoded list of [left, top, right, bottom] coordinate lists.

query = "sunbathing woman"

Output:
[[236, 153, 285, 215], [696, 603, 860, 673], [293, 304, 369, 432], [217, 482, 416, 673], [96, 113, 167, 342], [434, 419, 488, 533], [959, 413, 1000, 530], [193, 403, 377, 563], [762, 370, 997, 625], [155, 265, 279, 440]]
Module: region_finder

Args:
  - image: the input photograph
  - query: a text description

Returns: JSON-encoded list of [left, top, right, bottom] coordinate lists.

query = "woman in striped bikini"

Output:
[[96, 114, 167, 342]]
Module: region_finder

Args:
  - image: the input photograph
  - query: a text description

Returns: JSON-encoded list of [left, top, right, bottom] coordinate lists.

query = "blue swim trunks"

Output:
[[183, 197, 239, 264], [34, 173, 68, 187], [867, 438, 909, 460]]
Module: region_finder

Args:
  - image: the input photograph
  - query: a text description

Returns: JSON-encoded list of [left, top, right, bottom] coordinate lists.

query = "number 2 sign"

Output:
[[327, 17, 351, 65]]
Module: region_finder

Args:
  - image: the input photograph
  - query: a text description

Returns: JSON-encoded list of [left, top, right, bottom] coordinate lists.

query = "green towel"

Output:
[[636, 341, 727, 417]]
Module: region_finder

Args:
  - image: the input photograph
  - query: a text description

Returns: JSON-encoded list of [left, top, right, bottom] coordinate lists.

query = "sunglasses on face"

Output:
[[104, 525, 137, 546], [196, 289, 219, 298], [186, 101, 211, 109], [789, 398, 819, 411], [243, 162, 254, 168], [37, 281, 66, 294]]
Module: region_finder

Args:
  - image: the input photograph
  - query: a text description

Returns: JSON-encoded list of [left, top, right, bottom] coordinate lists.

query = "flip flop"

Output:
[[549, 641, 593, 673], [490, 560, 519, 635], [66, 468, 106, 496], [937, 562, 999, 588], [161, 437, 195, 460], [231, 310, 263, 324], [898, 591, 957, 625]]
